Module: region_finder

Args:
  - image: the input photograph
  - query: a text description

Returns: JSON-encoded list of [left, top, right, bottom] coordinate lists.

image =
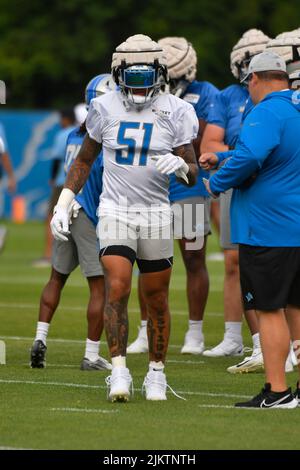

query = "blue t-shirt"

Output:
[[210, 90, 300, 246], [168, 80, 219, 202], [207, 84, 250, 148], [53, 125, 76, 187], [65, 128, 103, 227]]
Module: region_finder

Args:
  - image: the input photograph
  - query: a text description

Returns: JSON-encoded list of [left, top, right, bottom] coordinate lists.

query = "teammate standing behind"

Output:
[[32, 109, 76, 267], [127, 37, 219, 355], [0, 123, 16, 251], [201, 30, 269, 370], [51, 34, 199, 402], [30, 75, 115, 371]]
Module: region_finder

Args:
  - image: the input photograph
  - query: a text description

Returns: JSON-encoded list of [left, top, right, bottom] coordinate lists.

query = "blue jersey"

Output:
[[210, 90, 300, 246], [65, 128, 103, 226], [207, 84, 250, 148], [0, 122, 8, 151], [168, 80, 219, 202], [53, 125, 76, 187]]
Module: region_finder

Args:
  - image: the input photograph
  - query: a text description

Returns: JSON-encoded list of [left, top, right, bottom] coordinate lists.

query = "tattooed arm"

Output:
[[64, 134, 102, 193], [173, 143, 198, 187]]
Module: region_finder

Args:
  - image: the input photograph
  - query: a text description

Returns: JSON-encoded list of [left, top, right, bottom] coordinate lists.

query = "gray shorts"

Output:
[[52, 209, 103, 277], [171, 196, 211, 240], [220, 189, 238, 250], [97, 215, 173, 261]]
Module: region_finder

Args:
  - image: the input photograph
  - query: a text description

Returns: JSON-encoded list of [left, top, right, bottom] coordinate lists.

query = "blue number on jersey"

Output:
[[64, 143, 81, 173], [116, 121, 153, 166]]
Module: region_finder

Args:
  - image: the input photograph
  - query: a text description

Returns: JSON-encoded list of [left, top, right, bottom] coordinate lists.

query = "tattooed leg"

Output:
[[101, 255, 133, 358], [140, 268, 172, 363]]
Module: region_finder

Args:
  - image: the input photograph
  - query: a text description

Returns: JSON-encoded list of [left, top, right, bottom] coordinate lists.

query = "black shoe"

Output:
[[30, 340, 47, 368], [294, 381, 300, 406], [235, 383, 298, 409]]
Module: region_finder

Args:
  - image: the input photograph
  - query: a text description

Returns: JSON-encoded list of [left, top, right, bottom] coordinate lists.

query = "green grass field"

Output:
[[0, 221, 299, 450]]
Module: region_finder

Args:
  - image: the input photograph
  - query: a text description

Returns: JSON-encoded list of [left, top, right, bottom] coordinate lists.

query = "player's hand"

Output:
[[199, 152, 219, 171], [68, 200, 81, 221], [152, 153, 189, 183], [50, 205, 70, 241]]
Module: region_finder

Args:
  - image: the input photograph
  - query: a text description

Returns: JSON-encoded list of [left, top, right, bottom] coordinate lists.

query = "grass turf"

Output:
[[0, 221, 299, 450]]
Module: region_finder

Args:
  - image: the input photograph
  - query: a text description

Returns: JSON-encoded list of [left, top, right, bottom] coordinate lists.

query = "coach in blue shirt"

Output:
[[200, 51, 300, 409]]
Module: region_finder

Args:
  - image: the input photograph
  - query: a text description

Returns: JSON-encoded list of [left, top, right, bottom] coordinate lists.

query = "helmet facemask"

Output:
[[168, 78, 190, 97], [237, 52, 255, 85], [115, 61, 167, 109]]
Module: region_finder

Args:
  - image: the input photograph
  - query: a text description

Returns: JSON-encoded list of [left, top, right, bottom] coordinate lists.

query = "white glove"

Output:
[[50, 205, 71, 241], [68, 199, 81, 221], [152, 153, 189, 183]]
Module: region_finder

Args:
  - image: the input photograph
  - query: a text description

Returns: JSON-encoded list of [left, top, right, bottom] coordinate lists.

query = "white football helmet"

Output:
[[266, 30, 300, 82], [231, 29, 271, 81], [111, 34, 168, 109], [158, 37, 197, 96]]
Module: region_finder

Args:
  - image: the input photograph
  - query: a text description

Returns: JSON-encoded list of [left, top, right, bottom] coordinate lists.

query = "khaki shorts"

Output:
[[220, 189, 238, 250], [52, 209, 103, 277], [171, 196, 211, 240]]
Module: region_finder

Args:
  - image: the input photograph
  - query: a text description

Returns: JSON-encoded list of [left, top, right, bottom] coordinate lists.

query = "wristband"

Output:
[[56, 188, 75, 209]]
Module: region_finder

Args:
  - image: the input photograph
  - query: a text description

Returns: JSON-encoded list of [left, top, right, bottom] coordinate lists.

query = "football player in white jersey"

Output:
[[51, 34, 199, 402]]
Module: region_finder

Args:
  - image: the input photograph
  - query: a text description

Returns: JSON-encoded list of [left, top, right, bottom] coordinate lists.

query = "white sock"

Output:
[[252, 333, 261, 351], [85, 339, 100, 362], [112, 356, 126, 369], [141, 320, 147, 328], [224, 322, 242, 342], [35, 322, 50, 345], [149, 361, 164, 372], [188, 320, 203, 336]]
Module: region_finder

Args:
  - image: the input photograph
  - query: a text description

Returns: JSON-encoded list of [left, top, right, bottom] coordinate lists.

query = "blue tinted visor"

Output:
[[123, 68, 156, 88]]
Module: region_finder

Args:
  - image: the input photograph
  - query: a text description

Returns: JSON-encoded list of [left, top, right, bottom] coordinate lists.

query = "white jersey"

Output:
[[86, 90, 198, 218]]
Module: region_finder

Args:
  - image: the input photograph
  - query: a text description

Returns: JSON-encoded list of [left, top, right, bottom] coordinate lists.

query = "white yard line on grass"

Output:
[[198, 404, 261, 410], [167, 359, 205, 365], [22, 360, 204, 368], [0, 277, 223, 291], [0, 379, 251, 399], [0, 334, 196, 350], [51, 408, 119, 414], [0, 302, 223, 317], [0, 335, 84, 344], [0, 446, 33, 450]]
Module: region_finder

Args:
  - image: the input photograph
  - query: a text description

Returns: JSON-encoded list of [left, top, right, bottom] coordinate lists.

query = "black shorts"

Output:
[[239, 244, 300, 311]]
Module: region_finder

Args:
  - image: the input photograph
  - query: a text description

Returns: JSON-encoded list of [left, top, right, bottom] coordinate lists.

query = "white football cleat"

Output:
[[181, 330, 205, 355], [203, 338, 243, 357], [142, 370, 167, 401], [105, 367, 133, 403], [227, 348, 264, 374], [127, 326, 148, 354]]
